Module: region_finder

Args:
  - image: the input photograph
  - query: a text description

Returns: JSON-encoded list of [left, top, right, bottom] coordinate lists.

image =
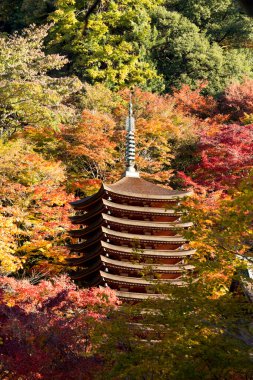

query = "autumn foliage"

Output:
[[179, 123, 253, 191], [0, 275, 118, 379], [1, 76, 253, 379], [0, 140, 73, 274], [221, 78, 253, 121]]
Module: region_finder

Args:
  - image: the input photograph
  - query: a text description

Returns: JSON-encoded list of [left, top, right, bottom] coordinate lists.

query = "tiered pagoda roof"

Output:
[[68, 100, 195, 301]]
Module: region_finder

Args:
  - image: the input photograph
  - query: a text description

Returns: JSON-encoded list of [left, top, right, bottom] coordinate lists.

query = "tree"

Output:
[[0, 24, 82, 136], [47, 0, 164, 90], [117, 88, 197, 184], [152, 9, 253, 94], [0, 139, 73, 275], [88, 102, 253, 379], [1, 0, 253, 95], [97, 285, 253, 380], [0, 0, 56, 32], [179, 123, 253, 191], [221, 78, 253, 121], [0, 274, 118, 379], [173, 83, 218, 119], [164, 0, 253, 47], [239, 0, 253, 17], [61, 109, 119, 192]]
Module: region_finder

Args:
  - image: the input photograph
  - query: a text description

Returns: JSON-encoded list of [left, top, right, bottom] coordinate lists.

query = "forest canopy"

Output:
[[1, 0, 253, 93]]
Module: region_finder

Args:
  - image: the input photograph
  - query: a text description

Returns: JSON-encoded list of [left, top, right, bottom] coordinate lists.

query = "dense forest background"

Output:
[[0, 1, 253, 379]]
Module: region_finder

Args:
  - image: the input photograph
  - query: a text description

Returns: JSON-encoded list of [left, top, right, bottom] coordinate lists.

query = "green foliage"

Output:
[[48, 0, 164, 90], [165, 0, 253, 46], [81, 83, 121, 114], [0, 24, 82, 136], [0, 0, 56, 32], [97, 286, 253, 380], [46, 0, 253, 93], [1, 0, 253, 93], [152, 10, 253, 94]]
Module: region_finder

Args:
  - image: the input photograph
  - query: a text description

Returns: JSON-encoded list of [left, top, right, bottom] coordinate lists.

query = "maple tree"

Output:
[[0, 139, 73, 275], [182, 190, 252, 283], [93, 172, 253, 379], [174, 103, 253, 292], [173, 83, 218, 119], [119, 88, 198, 183], [61, 109, 119, 192], [0, 274, 118, 379], [221, 78, 253, 121], [178, 123, 253, 192]]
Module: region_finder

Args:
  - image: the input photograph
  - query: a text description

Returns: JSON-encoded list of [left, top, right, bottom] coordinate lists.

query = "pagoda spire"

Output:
[[125, 94, 139, 178]]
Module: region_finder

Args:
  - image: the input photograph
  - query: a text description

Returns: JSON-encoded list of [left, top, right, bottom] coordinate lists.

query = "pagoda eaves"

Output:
[[68, 177, 195, 300]]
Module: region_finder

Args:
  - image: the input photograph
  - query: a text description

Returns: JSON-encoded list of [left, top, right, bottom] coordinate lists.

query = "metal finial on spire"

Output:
[[125, 93, 139, 178]]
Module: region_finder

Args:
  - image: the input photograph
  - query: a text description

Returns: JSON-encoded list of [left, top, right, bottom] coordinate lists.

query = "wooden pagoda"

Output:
[[68, 101, 195, 301]]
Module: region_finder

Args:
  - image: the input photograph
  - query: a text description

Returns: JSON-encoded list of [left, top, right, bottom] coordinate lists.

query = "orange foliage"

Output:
[[64, 110, 116, 167], [0, 140, 73, 274], [22, 87, 199, 193], [173, 83, 217, 118]]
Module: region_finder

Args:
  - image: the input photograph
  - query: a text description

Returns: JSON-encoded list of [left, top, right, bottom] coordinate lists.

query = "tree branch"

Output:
[[82, 0, 103, 36]]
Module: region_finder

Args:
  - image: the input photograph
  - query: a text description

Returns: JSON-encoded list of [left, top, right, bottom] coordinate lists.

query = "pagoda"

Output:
[[68, 101, 195, 301]]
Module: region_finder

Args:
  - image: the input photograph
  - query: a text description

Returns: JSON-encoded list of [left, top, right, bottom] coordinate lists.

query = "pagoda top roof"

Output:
[[70, 176, 193, 210], [104, 177, 192, 199]]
